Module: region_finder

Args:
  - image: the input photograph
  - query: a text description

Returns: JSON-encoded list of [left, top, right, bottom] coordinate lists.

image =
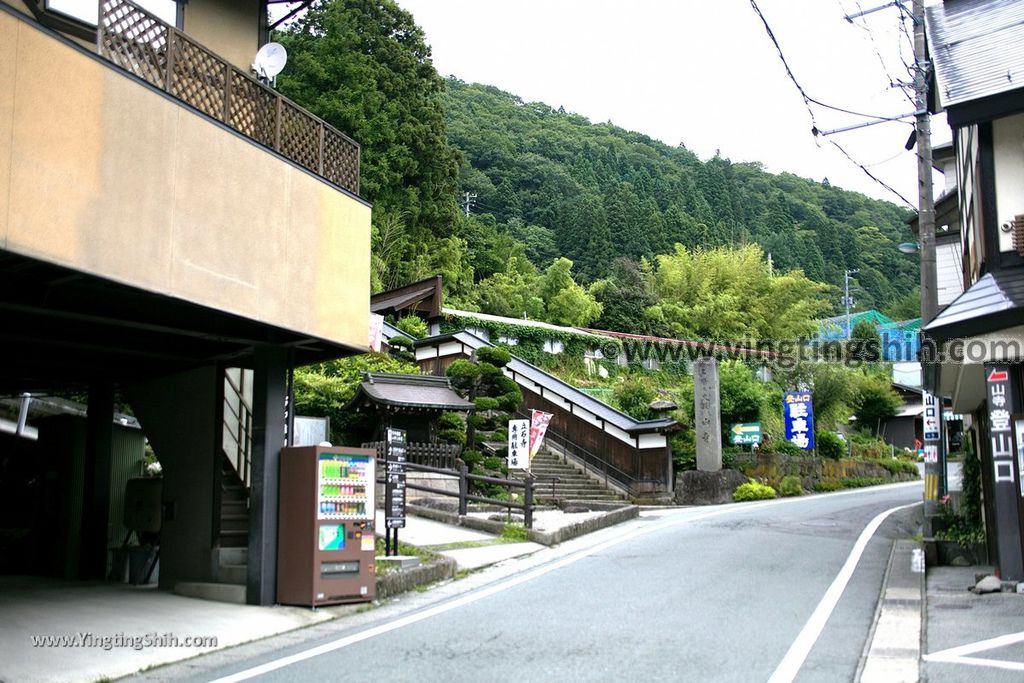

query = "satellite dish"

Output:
[[253, 42, 288, 80]]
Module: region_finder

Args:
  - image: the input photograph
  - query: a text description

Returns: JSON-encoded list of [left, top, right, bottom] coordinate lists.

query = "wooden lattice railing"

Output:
[[97, 0, 360, 195]]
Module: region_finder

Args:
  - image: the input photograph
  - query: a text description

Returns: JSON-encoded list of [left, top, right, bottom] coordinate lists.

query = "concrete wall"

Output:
[[182, 0, 262, 72], [125, 367, 219, 589], [0, 10, 371, 351]]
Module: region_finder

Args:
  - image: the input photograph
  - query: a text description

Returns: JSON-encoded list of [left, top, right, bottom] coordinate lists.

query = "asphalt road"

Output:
[[140, 483, 922, 683]]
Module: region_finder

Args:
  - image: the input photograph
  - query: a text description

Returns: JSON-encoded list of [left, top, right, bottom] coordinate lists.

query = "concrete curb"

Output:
[[374, 556, 457, 601], [406, 502, 639, 546], [856, 539, 924, 683]]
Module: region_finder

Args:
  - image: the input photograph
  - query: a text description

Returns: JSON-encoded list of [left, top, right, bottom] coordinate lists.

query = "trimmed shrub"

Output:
[[733, 480, 777, 502], [461, 450, 484, 468], [437, 427, 466, 446], [477, 346, 512, 368], [779, 475, 803, 497], [817, 431, 845, 460], [482, 456, 503, 470], [474, 396, 500, 411], [387, 334, 413, 350], [438, 412, 465, 431], [814, 480, 843, 492]]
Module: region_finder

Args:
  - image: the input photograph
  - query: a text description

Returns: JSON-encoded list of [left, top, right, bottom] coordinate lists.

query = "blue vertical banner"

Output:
[[783, 392, 815, 451]]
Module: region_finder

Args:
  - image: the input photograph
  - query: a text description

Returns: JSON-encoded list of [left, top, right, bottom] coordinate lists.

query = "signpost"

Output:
[[384, 427, 407, 556], [730, 422, 762, 446], [783, 392, 815, 451], [507, 418, 529, 470]]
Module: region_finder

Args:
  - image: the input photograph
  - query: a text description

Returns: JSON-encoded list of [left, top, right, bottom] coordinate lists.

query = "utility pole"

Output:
[[463, 191, 477, 218], [913, 0, 942, 524], [843, 269, 858, 338], [914, 0, 937, 324]]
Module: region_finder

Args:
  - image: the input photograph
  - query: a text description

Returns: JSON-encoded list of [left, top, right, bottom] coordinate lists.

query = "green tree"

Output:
[[277, 0, 461, 240], [537, 257, 603, 327], [293, 352, 419, 444], [648, 244, 831, 340], [849, 372, 901, 434]]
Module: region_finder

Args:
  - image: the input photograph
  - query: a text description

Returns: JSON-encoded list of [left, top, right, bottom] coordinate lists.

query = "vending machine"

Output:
[[277, 445, 377, 606]]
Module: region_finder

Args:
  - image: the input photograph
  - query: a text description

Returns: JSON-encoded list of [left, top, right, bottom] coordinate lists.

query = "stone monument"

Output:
[[693, 356, 722, 472]]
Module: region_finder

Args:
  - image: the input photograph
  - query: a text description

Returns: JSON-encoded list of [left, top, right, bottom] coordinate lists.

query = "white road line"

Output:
[[767, 501, 921, 683], [924, 630, 1024, 671], [210, 483, 920, 683]]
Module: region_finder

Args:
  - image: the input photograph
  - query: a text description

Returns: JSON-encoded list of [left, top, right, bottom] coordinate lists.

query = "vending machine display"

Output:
[[277, 446, 376, 606]]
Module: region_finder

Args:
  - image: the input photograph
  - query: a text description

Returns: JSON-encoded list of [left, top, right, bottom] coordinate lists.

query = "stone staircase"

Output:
[[524, 451, 625, 503]]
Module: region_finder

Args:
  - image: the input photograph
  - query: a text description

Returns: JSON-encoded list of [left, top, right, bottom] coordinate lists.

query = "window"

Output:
[[543, 339, 564, 354], [497, 334, 518, 346]]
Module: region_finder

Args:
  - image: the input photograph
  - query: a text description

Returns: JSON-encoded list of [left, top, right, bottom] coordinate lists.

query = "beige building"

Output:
[[0, 0, 370, 604]]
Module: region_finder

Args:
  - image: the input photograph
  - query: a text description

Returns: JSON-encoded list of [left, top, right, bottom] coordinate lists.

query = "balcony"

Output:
[[97, 0, 360, 196], [0, 2, 371, 362]]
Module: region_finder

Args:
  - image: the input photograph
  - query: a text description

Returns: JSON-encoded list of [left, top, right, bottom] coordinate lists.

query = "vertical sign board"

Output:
[[984, 364, 1024, 581], [922, 391, 942, 501], [507, 419, 529, 470], [384, 428, 407, 529], [783, 392, 815, 451]]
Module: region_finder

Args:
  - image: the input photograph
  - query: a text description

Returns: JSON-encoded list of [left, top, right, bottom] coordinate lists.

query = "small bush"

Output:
[[482, 456, 503, 470], [876, 459, 919, 477], [497, 389, 523, 412], [500, 523, 530, 542], [817, 431, 845, 460], [772, 439, 802, 457], [733, 480, 777, 502], [461, 450, 484, 467], [779, 475, 803, 497], [814, 480, 843, 492]]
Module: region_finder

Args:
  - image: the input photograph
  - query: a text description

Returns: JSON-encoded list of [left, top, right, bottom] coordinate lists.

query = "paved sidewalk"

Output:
[[922, 565, 1024, 681], [375, 509, 546, 570]]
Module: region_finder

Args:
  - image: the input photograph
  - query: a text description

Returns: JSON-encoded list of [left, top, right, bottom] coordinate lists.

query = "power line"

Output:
[[840, 0, 916, 105], [748, 0, 915, 206], [748, 0, 904, 121]]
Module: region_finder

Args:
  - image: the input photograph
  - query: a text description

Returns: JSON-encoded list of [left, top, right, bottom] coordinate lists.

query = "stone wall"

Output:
[[731, 453, 918, 490]]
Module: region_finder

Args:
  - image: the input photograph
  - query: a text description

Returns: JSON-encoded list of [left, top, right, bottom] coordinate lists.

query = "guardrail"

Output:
[[97, 0, 360, 195], [376, 459, 535, 529]]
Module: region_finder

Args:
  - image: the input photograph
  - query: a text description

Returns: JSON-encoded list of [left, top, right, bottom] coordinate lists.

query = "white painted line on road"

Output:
[[924, 630, 1024, 671], [767, 501, 921, 683], [211, 483, 921, 683]]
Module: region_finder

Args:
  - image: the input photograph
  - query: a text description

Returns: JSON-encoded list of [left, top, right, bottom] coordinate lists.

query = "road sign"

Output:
[[730, 422, 762, 446], [783, 392, 815, 451]]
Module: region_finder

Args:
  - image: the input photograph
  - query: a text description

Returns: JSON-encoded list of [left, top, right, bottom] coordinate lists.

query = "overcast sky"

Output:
[[393, 0, 950, 207]]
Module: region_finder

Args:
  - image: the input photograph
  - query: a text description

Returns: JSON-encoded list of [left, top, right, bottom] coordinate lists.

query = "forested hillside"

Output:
[[445, 80, 918, 312], [277, 0, 920, 338]]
